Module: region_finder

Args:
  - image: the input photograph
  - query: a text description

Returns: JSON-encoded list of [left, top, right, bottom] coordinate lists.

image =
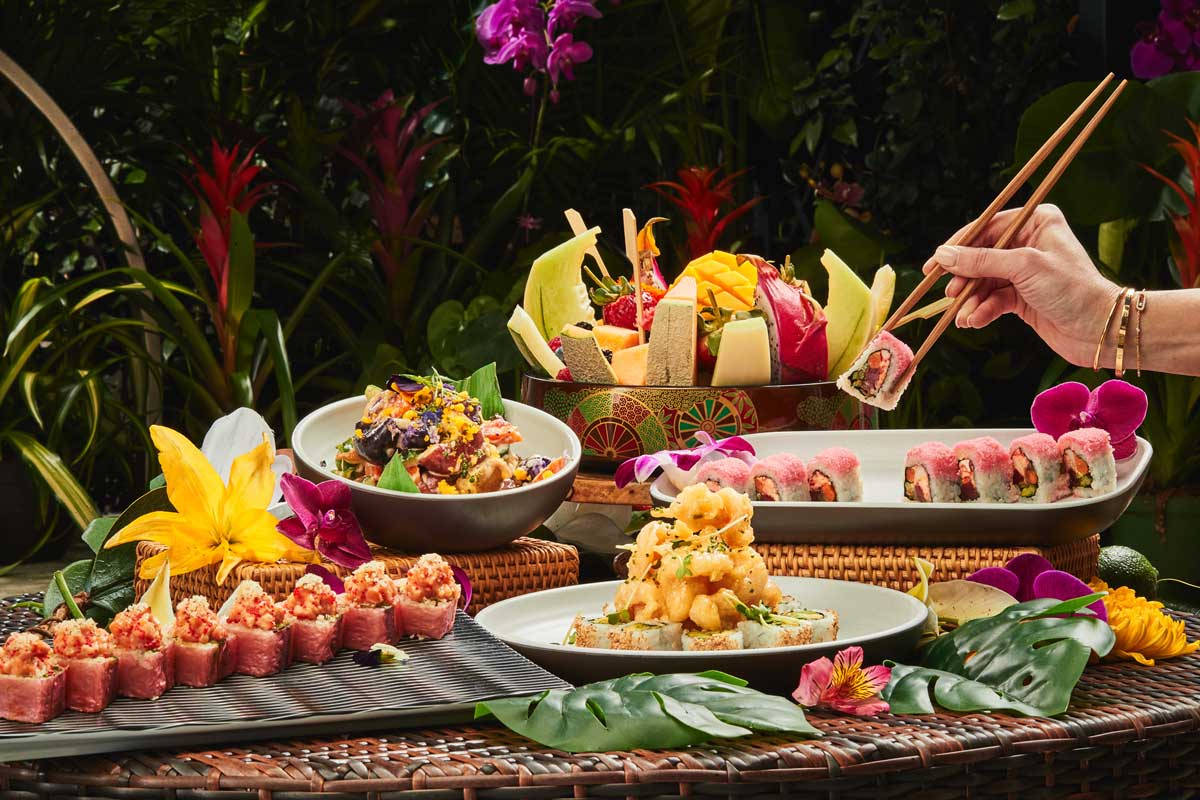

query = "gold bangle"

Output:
[[1114, 288, 1134, 377], [1093, 288, 1126, 371], [1135, 291, 1147, 376]]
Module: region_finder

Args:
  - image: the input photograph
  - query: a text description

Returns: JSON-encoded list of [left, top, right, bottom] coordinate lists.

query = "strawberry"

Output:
[[547, 336, 561, 351], [586, 267, 661, 333], [555, 367, 573, 381]]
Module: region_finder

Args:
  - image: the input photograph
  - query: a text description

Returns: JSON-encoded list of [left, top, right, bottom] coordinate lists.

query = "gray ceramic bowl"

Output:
[[291, 397, 581, 552]]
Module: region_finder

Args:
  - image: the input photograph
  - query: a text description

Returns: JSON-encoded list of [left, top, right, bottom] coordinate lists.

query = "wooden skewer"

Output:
[[898, 79, 1128, 385], [564, 208, 611, 279], [622, 208, 645, 344], [881, 72, 1115, 333]]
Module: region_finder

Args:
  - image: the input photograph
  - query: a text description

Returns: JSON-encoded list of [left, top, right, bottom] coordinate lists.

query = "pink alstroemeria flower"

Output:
[[793, 645, 891, 716], [1030, 379, 1147, 460], [968, 553, 1106, 622], [277, 473, 373, 569]]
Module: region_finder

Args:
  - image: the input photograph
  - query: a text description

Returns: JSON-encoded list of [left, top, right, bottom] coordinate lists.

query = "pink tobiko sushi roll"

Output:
[[1010, 433, 1068, 503], [1058, 427, 1117, 498], [954, 436, 1016, 503], [283, 574, 343, 664], [222, 581, 292, 678], [174, 596, 236, 687], [836, 330, 915, 411], [693, 457, 752, 494], [904, 442, 960, 503], [0, 632, 65, 723], [110, 603, 174, 700], [53, 618, 117, 713], [341, 561, 399, 649], [807, 447, 862, 502], [749, 453, 808, 502], [395, 554, 460, 640]]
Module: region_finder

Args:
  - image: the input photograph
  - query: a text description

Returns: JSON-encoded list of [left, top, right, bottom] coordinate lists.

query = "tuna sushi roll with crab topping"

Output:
[[750, 453, 808, 502], [693, 457, 752, 494], [341, 561, 399, 649], [567, 613, 683, 651], [904, 442, 960, 503], [953, 436, 1017, 503], [0, 632, 65, 723], [1058, 427, 1117, 498], [395, 554, 461, 640], [109, 603, 174, 700], [222, 581, 292, 677], [807, 447, 862, 502], [1009, 433, 1068, 503], [174, 596, 236, 687], [836, 330, 915, 411], [53, 619, 116, 713], [283, 574, 343, 663]]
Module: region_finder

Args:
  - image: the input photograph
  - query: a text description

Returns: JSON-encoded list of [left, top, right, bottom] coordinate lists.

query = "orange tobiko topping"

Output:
[[175, 596, 228, 644], [225, 582, 290, 631], [110, 603, 167, 651], [283, 574, 339, 620], [53, 618, 113, 660], [402, 554, 459, 603], [344, 561, 398, 607], [0, 632, 58, 678]]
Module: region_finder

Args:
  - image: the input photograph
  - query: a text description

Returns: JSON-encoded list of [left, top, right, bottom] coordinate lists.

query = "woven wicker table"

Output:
[[1, 597, 1198, 798]]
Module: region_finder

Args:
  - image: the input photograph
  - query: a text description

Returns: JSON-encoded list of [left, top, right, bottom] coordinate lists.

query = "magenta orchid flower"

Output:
[[793, 646, 891, 716], [1030, 379, 1147, 460], [968, 553, 1106, 622], [547, 33, 592, 84], [548, 0, 602, 35], [614, 432, 756, 488], [277, 473, 373, 569], [304, 564, 345, 594]]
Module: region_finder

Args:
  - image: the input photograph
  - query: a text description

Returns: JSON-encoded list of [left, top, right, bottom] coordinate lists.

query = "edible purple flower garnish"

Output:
[[304, 564, 345, 595], [277, 473, 374, 568], [1031, 379, 1147, 460], [387, 374, 426, 393], [968, 553, 1106, 621], [451, 566, 473, 610], [613, 432, 756, 489], [352, 643, 409, 667]]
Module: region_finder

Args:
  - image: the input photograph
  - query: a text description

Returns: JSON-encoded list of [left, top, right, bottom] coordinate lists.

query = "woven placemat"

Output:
[[133, 538, 580, 615]]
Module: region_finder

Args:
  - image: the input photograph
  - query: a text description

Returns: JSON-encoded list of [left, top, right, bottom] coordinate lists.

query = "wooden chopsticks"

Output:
[[880, 72, 1116, 334], [896, 77, 1128, 385]]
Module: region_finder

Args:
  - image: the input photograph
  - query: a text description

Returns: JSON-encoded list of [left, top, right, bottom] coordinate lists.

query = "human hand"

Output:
[[921, 204, 1120, 367]]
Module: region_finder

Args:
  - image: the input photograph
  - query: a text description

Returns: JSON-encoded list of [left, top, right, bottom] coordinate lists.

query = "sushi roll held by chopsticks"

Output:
[[836, 330, 915, 412], [904, 442, 961, 502], [1058, 427, 1117, 498]]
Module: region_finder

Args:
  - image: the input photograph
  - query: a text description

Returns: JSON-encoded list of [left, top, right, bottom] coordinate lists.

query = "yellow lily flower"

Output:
[[107, 425, 317, 582]]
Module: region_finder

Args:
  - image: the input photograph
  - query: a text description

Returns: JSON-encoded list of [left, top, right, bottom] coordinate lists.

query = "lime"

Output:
[[1097, 545, 1159, 600], [522, 226, 599, 340]]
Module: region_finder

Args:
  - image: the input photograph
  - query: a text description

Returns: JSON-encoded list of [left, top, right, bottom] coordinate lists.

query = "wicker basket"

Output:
[[133, 538, 579, 615]]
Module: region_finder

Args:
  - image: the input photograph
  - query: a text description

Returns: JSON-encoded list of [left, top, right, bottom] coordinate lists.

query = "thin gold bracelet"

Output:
[[1114, 288, 1134, 377], [1093, 288, 1127, 371], [1135, 291, 1147, 376]]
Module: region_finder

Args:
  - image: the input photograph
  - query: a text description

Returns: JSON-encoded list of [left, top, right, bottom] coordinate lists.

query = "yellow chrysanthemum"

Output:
[[106, 425, 318, 583], [1089, 579, 1200, 666]]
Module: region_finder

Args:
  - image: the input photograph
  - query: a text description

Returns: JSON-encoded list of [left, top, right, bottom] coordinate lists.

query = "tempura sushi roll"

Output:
[[807, 447, 862, 502], [750, 453, 808, 502], [0, 632, 66, 723], [568, 614, 683, 651], [341, 561, 399, 649], [1058, 427, 1117, 498], [395, 554, 461, 640], [682, 629, 744, 651], [53, 619, 117, 713], [222, 581, 292, 677], [174, 596, 236, 687], [1010, 432, 1068, 503], [693, 457, 751, 493], [836, 330, 915, 411], [283, 574, 343, 664], [954, 436, 1016, 503], [110, 603, 174, 700], [738, 607, 839, 648], [904, 442, 960, 503]]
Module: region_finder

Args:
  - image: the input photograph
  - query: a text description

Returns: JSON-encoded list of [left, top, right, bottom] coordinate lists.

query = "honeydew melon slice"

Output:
[[821, 248, 874, 376], [508, 305, 565, 377], [523, 227, 600, 341], [869, 265, 896, 334]]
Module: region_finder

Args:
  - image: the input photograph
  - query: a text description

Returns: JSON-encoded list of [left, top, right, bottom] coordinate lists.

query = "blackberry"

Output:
[[575, 320, 594, 331], [602, 348, 614, 362]]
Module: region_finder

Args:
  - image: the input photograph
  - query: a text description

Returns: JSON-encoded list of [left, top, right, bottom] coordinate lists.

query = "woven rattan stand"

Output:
[[1, 596, 1198, 798]]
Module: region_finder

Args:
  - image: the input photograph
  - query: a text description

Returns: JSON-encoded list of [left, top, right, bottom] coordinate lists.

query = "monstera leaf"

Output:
[[884, 594, 1115, 717], [476, 671, 819, 752]]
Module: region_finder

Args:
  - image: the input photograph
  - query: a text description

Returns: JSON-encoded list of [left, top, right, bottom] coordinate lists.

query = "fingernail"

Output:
[[935, 245, 958, 266]]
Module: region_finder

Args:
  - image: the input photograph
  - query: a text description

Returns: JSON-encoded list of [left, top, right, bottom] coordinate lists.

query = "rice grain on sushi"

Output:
[[342, 561, 399, 649], [174, 596, 236, 687], [222, 582, 293, 677], [808, 447, 863, 502], [750, 453, 808, 502], [283, 574, 343, 664], [1010, 432, 1068, 503], [1058, 427, 1117, 498], [53, 619, 117, 713], [110, 603, 174, 700], [395, 554, 460, 640], [904, 442, 960, 502], [0, 632, 66, 723], [953, 436, 1017, 503], [836, 330, 915, 411], [693, 457, 752, 494], [682, 629, 744, 651]]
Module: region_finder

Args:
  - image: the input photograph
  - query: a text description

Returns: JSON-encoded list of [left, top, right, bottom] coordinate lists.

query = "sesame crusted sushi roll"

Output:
[[807, 447, 862, 502], [1010, 433, 1068, 503], [53, 619, 117, 713], [283, 574, 343, 664], [174, 596, 236, 687], [836, 330, 915, 411], [109, 603, 174, 700], [341, 561, 399, 649], [693, 457, 752, 494], [750, 453, 808, 502], [904, 442, 960, 503], [0, 632, 66, 723], [568, 614, 683, 651], [738, 606, 839, 648], [954, 436, 1017, 503], [1058, 427, 1117, 498], [395, 554, 461, 640], [682, 629, 744, 651], [222, 581, 292, 678]]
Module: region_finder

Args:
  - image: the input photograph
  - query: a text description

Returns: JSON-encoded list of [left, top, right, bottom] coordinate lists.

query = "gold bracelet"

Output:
[[1135, 291, 1147, 376], [1114, 288, 1134, 377], [1093, 288, 1127, 371]]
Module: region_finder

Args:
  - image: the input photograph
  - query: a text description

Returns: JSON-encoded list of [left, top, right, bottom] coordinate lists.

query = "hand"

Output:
[[922, 204, 1120, 367]]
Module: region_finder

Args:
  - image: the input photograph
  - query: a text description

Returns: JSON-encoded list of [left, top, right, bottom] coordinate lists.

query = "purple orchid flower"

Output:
[[968, 553, 1106, 622], [451, 566, 473, 610], [548, 0, 602, 35], [1030, 379, 1147, 460], [1131, 0, 1200, 78], [496, 27, 551, 72], [547, 33, 592, 84], [614, 432, 756, 488], [304, 564, 345, 594], [277, 473, 374, 569]]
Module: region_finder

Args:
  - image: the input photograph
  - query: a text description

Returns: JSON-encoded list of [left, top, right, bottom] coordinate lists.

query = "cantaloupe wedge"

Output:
[[821, 249, 873, 376], [593, 325, 641, 353], [612, 344, 649, 385], [523, 227, 600, 340]]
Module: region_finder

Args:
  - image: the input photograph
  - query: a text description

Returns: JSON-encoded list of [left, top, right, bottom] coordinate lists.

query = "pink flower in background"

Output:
[[549, 0, 602, 35], [475, 0, 601, 97], [1030, 380, 1147, 460], [1132, 0, 1200, 79], [968, 553, 1107, 621], [547, 33, 593, 84], [793, 646, 891, 716]]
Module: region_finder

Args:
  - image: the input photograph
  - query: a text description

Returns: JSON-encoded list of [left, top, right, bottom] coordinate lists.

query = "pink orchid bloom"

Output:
[[968, 553, 1106, 621], [1030, 379, 1147, 460], [547, 33, 592, 84], [277, 473, 373, 569], [793, 646, 891, 716]]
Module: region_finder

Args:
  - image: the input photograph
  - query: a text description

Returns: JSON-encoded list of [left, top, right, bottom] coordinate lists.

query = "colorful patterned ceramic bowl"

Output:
[[521, 375, 875, 471]]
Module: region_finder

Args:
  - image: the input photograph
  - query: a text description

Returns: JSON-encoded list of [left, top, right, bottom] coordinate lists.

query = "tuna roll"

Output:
[[904, 442, 960, 502], [0, 632, 66, 723], [750, 453, 808, 502], [110, 603, 174, 700], [1010, 433, 1068, 503], [808, 447, 863, 502], [836, 330, 915, 411], [222, 581, 292, 677], [693, 457, 752, 494], [174, 596, 236, 687], [1058, 427, 1117, 498], [954, 436, 1017, 503], [283, 574, 343, 664], [53, 619, 117, 713], [341, 561, 399, 649], [395, 554, 460, 640]]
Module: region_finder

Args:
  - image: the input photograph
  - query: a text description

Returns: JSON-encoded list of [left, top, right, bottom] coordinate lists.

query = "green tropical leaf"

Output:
[[245, 308, 296, 440], [81, 516, 119, 553], [475, 671, 819, 753], [226, 209, 256, 331], [378, 454, 420, 493], [458, 362, 504, 419], [1, 430, 97, 529]]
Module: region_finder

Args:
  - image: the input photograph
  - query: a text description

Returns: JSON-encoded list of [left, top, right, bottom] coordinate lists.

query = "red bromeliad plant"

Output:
[[645, 167, 763, 260], [1143, 119, 1200, 289]]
